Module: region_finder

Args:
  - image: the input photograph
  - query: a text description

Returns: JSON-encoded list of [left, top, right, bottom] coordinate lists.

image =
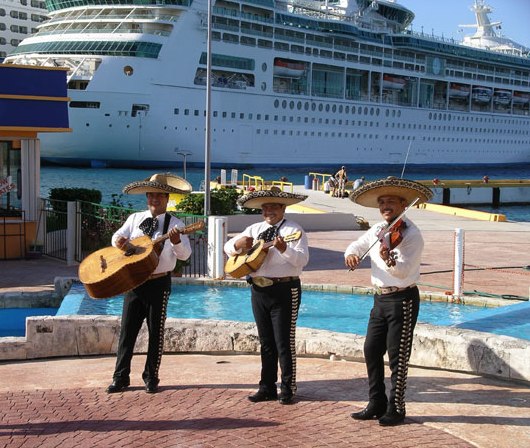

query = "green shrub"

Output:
[[177, 188, 249, 215], [48, 188, 102, 213]]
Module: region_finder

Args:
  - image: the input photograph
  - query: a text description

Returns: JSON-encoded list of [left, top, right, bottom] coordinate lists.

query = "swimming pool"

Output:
[[0, 308, 59, 337], [54, 282, 506, 337]]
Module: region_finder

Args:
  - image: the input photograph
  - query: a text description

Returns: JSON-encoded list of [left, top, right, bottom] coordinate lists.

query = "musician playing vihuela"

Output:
[[344, 177, 432, 426], [105, 173, 192, 394], [224, 187, 309, 405]]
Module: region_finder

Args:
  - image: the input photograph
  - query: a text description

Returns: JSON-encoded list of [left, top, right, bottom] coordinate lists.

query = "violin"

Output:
[[378, 219, 406, 267]]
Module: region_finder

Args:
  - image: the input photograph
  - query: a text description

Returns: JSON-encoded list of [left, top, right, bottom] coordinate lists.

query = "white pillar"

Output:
[[453, 228, 465, 297], [230, 169, 238, 186], [20, 139, 40, 221], [207, 216, 227, 279], [220, 169, 227, 185]]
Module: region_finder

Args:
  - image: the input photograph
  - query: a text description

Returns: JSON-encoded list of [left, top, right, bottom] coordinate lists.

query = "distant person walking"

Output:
[[334, 166, 348, 198], [353, 176, 365, 190]]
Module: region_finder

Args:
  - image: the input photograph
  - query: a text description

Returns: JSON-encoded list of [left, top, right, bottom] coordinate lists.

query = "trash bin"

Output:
[[304, 175, 312, 190], [312, 177, 320, 191]]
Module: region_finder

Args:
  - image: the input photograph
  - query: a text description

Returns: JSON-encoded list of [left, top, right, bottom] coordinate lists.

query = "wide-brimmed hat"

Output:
[[238, 187, 307, 209], [349, 176, 432, 208], [123, 173, 192, 195]]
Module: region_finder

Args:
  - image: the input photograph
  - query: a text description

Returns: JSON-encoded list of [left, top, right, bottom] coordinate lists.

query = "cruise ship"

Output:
[[3, 0, 530, 168]]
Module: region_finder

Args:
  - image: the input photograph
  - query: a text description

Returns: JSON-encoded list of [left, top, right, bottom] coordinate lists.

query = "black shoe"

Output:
[[145, 380, 159, 394], [278, 392, 294, 405], [248, 390, 277, 403], [378, 406, 406, 426], [351, 402, 387, 420], [106, 379, 130, 394]]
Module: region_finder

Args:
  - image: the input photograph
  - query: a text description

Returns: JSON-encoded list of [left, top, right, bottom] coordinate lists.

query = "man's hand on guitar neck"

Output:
[[168, 227, 182, 245], [272, 236, 287, 253]]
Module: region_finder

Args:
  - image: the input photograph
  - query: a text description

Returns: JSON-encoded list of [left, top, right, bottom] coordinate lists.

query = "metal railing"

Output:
[[39, 199, 208, 277]]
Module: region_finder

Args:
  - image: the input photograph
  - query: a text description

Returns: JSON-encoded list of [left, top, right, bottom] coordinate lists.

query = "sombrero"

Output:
[[123, 173, 192, 195], [238, 187, 307, 209], [349, 176, 432, 208]]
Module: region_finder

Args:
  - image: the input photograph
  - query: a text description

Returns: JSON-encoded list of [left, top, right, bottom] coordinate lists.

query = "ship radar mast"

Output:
[[459, 0, 530, 56]]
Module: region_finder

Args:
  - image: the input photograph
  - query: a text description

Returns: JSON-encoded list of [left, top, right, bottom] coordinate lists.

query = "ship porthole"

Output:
[[262, 63, 267, 71], [123, 65, 134, 76], [261, 82, 266, 91]]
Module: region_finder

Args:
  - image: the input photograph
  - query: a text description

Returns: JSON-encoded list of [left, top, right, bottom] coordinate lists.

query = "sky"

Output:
[[400, 0, 530, 47]]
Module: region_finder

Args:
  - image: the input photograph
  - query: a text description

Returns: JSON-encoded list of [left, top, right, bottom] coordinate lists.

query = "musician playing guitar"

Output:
[[106, 173, 192, 395], [224, 187, 309, 405]]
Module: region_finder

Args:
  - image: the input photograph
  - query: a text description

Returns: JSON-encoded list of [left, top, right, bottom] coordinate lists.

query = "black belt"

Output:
[[251, 276, 299, 287]]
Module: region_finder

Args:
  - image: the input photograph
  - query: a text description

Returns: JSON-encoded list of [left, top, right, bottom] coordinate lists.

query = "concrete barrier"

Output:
[[0, 316, 528, 383]]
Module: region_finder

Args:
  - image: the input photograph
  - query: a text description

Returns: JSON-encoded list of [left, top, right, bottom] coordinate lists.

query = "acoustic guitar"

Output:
[[79, 221, 204, 299], [225, 231, 302, 278]]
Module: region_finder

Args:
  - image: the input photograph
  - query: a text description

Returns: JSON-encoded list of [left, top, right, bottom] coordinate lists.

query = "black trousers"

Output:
[[113, 274, 171, 384], [251, 280, 301, 395], [363, 287, 420, 414]]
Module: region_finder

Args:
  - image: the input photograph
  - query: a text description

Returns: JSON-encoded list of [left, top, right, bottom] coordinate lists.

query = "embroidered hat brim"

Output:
[[349, 177, 433, 208], [123, 173, 192, 195], [238, 189, 307, 209]]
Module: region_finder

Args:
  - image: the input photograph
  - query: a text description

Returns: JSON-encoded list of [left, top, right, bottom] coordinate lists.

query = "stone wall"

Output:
[[0, 316, 528, 383]]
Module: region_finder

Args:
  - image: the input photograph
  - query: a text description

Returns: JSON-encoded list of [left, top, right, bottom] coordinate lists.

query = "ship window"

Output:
[[240, 113, 244, 119], [184, 109, 189, 116], [222, 112, 227, 118], [231, 113, 236, 118], [274, 99, 279, 108], [289, 101, 294, 109], [70, 101, 100, 109], [262, 63, 267, 71], [213, 111, 218, 117], [311, 103, 316, 111]]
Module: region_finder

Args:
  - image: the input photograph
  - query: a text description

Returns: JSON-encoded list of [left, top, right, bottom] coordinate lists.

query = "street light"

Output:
[[176, 151, 192, 179]]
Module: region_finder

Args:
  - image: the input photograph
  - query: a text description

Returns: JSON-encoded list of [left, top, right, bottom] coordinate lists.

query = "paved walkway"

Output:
[[1, 186, 530, 447], [1, 354, 529, 448]]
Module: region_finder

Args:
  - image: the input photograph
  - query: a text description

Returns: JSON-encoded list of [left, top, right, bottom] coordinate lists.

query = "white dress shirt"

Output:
[[224, 218, 309, 278], [112, 210, 192, 275], [344, 217, 423, 288]]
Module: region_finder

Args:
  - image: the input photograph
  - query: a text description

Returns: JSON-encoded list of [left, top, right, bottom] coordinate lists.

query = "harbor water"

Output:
[[40, 164, 530, 222]]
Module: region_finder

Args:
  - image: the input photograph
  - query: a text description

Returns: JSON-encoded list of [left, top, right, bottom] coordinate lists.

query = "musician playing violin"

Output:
[[224, 187, 309, 405], [105, 173, 192, 395], [344, 177, 432, 427]]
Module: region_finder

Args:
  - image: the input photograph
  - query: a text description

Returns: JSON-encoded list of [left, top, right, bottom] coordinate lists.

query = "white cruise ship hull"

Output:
[[6, 0, 530, 168]]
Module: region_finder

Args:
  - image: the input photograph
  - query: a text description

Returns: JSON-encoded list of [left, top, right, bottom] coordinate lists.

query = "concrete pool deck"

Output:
[[0, 186, 529, 447]]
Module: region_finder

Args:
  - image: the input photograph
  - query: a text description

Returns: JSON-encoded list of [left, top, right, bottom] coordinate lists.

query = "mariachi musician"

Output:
[[344, 177, 432, 426], [224, 187, 309, 405], [106, 173, 193, 395]]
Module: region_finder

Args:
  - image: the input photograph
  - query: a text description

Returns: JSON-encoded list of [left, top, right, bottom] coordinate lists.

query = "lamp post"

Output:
[[203, 0, 212, 216], [176, 151, 192, 179]]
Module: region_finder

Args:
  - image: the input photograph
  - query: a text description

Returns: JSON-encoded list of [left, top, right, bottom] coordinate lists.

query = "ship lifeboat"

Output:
[[449, 83, 470, 98], [382, 74, 406, 90], [493, 89, 512, 106], [512, 91, 530, 104], [472, 86, 492, 103], [273, 59, 306, 78]]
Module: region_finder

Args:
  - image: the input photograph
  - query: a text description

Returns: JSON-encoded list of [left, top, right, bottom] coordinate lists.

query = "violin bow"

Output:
[[348, 197, 420, 271]]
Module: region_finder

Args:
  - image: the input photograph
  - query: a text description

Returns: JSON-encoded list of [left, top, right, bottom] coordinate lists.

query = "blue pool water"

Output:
[[0, 308, 58, 337], [54, 282, 525, 338]]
